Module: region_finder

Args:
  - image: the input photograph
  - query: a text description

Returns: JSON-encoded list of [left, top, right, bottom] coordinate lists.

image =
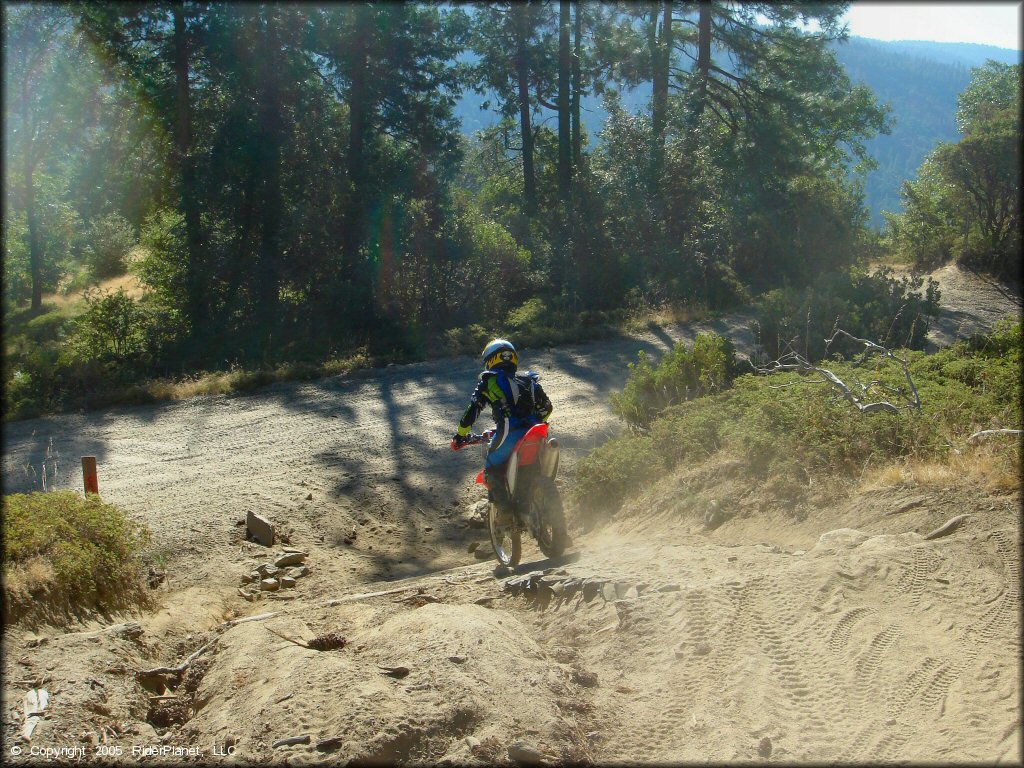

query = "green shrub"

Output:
[[2, 491, 151, 625], [752, 267, 941, 362], [136, 208, 188, 311], [83, 212, 137, 280], [442, 324, 493, 358], [573, 434, 663, 520], [611, 333, 738, 429], [438, 304, 620, 362], [451, 204, 533, 326], [575, 320, 1022, 517], [506, 298, 547, 332], [69, 288, 146, 361], [5, 368, 41, 419], [3, 340, 65, 419], [3, 285, 192, 420], [6, 302, 81, 351]]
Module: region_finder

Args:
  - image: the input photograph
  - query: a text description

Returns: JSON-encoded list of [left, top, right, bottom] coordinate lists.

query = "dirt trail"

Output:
[[0, 308, 758, 590], [2, 265, 1020, 764]]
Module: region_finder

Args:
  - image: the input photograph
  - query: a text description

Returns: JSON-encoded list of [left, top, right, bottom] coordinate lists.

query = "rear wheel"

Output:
[[488, 503, 521, 567], [532, 477, 567, 559]]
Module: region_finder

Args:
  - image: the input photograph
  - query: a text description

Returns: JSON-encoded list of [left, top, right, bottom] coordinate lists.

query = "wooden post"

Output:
[[82, 456, 98, 496]]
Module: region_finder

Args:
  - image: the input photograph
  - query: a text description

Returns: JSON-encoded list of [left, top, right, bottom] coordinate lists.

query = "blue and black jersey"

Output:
[[456, 367, 553, 468]]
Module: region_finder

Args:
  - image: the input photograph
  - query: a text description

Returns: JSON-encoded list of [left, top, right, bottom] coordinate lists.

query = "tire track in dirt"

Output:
[[639, 584, 744, 762], [520, 509, 1018, 764], [738, 572, 856, 759], [828, 606, 878, 653], [841, 624, 907, 761], [896, 546, 943, 605], [975, 529, 1022, 645]]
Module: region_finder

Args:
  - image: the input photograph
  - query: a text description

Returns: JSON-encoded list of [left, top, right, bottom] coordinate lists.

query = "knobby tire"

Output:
[[488, 502, 521, 567], [533, 476, 567, 559]]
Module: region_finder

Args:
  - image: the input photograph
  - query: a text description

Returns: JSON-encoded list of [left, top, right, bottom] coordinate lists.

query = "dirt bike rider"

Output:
[[452, 338, 553, 518]]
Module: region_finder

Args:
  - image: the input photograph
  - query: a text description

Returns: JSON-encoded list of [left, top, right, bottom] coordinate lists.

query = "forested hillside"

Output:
[[835, 37, 1019, 226], [3, 3, 1020, 419], [834, 38, 971, 225], [457, 35, 1019, 227]]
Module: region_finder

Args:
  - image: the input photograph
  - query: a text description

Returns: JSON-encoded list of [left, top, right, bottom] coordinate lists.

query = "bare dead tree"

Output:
[[752, 329, 921, 414]]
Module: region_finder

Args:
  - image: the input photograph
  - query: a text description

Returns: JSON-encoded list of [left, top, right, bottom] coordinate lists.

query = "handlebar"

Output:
[[450, 429, 495, 451]]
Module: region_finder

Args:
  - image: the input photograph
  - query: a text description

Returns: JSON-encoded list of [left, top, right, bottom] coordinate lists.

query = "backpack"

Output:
[[481, 370, 541, 420]]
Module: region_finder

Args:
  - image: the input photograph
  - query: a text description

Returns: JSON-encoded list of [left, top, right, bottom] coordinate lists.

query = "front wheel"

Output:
[[532, 477, 567, 559], [488, 502, 521, 567]]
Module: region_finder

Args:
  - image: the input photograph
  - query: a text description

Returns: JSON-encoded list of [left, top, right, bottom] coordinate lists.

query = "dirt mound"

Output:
[[183, 601, 575, 764]]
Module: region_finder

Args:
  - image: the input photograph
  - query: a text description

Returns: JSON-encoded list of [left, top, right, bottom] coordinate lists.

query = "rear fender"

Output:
[[508, 423, 549, 494], [514, 423, 548, 466]]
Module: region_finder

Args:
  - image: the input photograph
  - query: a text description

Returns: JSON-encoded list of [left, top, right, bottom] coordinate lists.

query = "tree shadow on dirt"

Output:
[[1, 415, 116, 495], [273, 346, 632, 579], [266, 367, 487, 577]]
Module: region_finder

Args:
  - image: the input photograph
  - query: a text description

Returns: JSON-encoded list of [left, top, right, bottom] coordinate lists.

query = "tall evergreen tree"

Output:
[[557, 0, 571, 202], [4, 5, 86, 309], [311, 3, 467, 322], [80, 2, 210, 346], [469, 1, 557, 218]]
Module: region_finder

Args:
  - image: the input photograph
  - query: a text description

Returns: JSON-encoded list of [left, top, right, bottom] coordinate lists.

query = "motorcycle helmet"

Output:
[[481, 338, 518, 371]]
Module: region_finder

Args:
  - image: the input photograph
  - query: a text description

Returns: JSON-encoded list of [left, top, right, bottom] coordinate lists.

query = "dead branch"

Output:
[[924, 514, 968, 541], [826, 330, 921, 411], [137, 637, 218, 679], [265, 625, 312, 649], [752, 330, 921, 414], [967, 429, 1022, 445], [222, 610, 281, 628], [324, 586, 412, 606]]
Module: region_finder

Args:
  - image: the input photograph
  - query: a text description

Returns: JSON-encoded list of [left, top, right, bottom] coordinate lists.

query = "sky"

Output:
[[843, 2, 1022, 49]]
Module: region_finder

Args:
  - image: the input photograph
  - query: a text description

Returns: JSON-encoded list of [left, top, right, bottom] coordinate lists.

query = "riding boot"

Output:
[[484, 467, 514, 524]]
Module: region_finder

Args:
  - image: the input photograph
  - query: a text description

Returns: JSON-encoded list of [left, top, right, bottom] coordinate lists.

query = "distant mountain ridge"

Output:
[[872, 39, 1021, 68], [834, 38, 1015, 225], [453, 36, 1020, 229]]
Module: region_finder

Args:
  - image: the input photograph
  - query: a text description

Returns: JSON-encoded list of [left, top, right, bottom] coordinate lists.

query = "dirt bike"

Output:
[[451, 423, 568, 567]]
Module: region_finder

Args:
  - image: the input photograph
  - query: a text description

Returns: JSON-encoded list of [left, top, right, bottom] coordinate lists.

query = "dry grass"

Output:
[[97, 271, 148, 299], [626, 301, 711, 333], [862, 442, 1021, 494], [3, 555, 56, 603], [51, 258, 150, 305], [146, 371, 271, 401], [140, 350, 372, 403]]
